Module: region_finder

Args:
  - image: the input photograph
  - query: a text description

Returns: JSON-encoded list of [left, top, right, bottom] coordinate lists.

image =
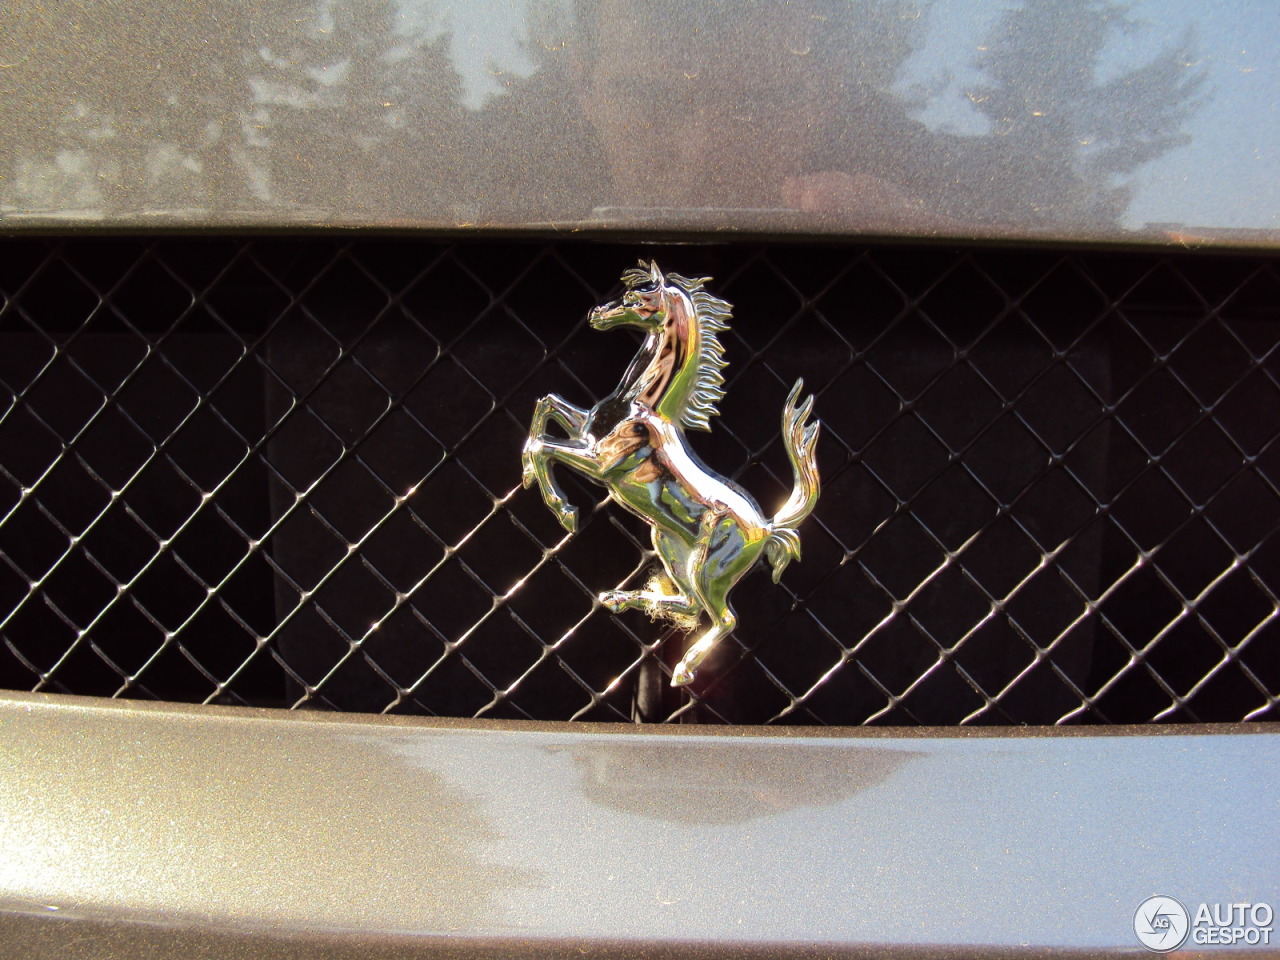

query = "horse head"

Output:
[[589, 261, 687, 332]]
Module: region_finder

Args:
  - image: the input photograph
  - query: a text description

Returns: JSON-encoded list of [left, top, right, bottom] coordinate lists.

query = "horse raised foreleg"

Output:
[[522, 393, 589, 489], [531, 393, 590, 439], [522, 438, 604, 534]]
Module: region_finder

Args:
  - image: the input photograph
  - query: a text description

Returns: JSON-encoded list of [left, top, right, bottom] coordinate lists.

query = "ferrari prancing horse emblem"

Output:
[[522, 262, 820, 686]]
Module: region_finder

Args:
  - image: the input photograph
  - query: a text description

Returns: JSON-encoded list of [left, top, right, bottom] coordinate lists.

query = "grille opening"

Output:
[[0, 238, 1277, 724]]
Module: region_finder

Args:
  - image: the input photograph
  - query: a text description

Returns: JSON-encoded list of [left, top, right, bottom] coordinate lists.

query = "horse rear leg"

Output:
[[600, 585, 700, 625], [671, 513, 757, 686], [600, 530, 701, 623], [671, 606, 736, 687]]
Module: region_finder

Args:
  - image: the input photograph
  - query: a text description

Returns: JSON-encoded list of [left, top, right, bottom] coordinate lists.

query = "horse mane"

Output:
[[621, 264, 731, 432]]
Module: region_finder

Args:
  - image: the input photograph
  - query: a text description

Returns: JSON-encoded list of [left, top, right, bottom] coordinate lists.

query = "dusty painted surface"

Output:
[[0, 0, 1276, 246], [0, 692, 1276, 956]]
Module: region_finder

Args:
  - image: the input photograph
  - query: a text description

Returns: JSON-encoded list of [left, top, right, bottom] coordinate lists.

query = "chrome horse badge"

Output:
[[522, 262, 820, 686]]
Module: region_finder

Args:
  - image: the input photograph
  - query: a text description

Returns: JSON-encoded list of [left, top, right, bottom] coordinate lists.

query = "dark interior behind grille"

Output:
[[0, 238, 1276, 724]]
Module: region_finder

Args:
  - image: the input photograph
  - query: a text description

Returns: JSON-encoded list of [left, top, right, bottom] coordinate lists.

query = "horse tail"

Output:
[[764, 379, 821, 583]]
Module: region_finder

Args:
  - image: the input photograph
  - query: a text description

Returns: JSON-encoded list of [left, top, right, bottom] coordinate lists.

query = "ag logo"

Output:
[[1134, 895, 1190, 952]]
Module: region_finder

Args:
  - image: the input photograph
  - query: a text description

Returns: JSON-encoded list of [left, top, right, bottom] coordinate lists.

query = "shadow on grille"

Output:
[[1, 238, 1277, 724]]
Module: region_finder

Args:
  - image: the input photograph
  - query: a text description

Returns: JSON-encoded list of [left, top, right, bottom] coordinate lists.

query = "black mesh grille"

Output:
[[1, 237, 1277, 724]]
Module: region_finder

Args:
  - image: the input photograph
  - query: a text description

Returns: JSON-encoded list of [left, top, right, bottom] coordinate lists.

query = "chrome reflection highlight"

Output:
[[522, 262, 820, 686]]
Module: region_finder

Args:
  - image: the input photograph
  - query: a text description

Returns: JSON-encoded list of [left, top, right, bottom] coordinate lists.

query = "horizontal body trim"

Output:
[[1, 692, 1276, 955]]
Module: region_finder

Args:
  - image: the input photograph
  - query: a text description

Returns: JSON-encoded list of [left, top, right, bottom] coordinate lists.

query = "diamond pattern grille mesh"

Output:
[[1, 238, 1277, 724]]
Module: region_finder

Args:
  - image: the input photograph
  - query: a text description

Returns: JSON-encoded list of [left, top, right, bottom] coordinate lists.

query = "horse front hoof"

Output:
[[671, 663, 696, 687], [559, 506, 580, 534]]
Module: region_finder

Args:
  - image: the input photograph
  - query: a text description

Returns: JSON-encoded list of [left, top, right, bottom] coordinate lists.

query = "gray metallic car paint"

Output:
[[0, 693, 1277, 956], [0, 0, 1277, 246]]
